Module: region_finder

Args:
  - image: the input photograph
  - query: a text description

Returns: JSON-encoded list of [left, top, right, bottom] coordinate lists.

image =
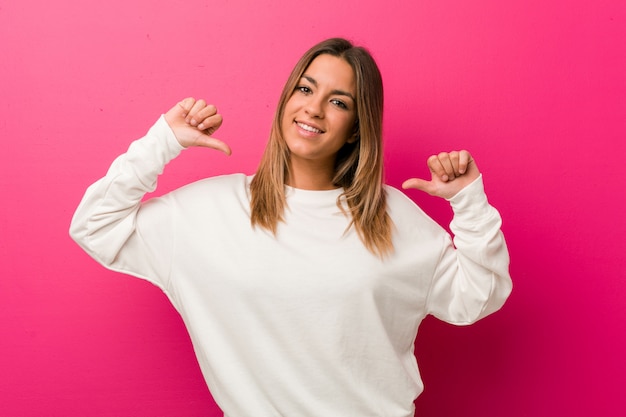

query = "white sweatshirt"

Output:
[[70, 115, 512, 417]]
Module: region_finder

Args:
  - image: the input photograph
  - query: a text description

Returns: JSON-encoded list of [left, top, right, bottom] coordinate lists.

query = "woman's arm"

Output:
[[404, 151, 512, 324], [69, 98, 229, 287]]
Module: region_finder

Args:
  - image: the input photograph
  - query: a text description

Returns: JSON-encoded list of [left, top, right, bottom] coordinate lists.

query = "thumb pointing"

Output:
[[195, 134, 232, 156], [402, 178, 431, 192]]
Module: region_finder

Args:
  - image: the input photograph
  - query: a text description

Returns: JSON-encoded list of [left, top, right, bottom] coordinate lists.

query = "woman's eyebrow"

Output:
[[302, 75, 356, 102]]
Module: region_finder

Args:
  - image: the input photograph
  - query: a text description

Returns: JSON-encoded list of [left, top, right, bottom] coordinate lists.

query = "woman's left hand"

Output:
[[402, 150, 480, 199]]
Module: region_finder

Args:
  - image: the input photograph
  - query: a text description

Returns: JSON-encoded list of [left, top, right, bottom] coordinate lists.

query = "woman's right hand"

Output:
[[164, 97, 231, 155]]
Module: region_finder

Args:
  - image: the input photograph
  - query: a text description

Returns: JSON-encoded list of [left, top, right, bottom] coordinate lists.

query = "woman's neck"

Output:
[[287, 159, 337, 190]]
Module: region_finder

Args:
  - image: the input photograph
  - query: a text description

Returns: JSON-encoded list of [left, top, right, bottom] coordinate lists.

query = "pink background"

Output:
[[1, 0, 624, 415]]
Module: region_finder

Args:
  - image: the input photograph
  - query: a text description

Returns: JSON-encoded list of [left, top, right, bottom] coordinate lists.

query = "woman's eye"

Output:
[[297, 86, 311, 94], [331, 99, 348, 109]]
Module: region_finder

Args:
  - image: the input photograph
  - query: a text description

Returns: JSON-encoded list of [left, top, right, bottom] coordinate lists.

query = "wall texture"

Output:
[[1, 1, 624, 416]]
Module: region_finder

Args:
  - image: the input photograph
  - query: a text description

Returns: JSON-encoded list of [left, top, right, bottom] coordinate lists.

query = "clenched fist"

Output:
[[402, 150, 480, 199], [164, 97, 231, 155]]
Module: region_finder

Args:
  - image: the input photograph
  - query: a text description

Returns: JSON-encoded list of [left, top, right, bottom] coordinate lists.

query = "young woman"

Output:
[[70, 38, 511, 417]]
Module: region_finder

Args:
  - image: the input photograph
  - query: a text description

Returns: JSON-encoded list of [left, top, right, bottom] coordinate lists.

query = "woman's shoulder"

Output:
[[383, 184, 442, 230], [194, 173, 251, 188], [168, 173, 252, 202], [383, 184, 421, 212]]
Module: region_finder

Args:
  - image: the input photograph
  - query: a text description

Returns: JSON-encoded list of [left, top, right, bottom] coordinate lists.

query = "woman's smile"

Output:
[[295, 121, 325, 136]]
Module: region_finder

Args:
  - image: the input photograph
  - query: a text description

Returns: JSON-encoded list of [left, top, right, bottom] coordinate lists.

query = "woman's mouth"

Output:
[[296, 121, 324, 134]]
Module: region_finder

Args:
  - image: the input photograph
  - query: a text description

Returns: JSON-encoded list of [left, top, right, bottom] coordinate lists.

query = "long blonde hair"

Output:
[[250, 38, 393, 257]]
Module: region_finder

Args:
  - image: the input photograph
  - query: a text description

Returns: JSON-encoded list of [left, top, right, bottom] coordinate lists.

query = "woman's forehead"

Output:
[[302, 54, 356, 95]]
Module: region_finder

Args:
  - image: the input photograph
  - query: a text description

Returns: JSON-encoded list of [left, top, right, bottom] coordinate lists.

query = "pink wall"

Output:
[[1, 0, 624, 415]]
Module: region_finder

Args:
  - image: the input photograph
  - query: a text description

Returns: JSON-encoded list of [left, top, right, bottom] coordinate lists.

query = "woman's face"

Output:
[[281, 54, 357, 170]]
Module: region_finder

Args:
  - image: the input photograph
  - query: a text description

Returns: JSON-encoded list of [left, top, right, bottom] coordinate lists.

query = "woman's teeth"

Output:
[[297, 122, 322, 133]]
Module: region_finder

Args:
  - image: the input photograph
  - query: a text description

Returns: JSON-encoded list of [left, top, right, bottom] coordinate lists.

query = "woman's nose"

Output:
[[304, 97, 324, 118]]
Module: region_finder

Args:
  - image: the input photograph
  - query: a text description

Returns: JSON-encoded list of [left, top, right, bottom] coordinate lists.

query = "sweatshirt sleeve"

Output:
[[425, 175, 512, 325], [69, 115, 185, 290]]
